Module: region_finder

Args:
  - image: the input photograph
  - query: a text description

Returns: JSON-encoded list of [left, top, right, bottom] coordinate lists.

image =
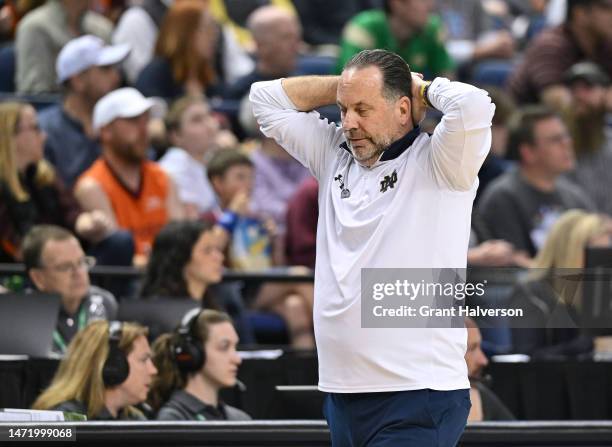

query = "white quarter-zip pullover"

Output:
[[250, 77, 494, 392]]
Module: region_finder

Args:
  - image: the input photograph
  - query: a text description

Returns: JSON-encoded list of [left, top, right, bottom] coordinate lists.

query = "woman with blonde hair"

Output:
[[533, 210, 610, 271], [510, 209, 610, 356], [0, 102, 113, 262], [150, 309, 250, 421], [136, 0, 222, 100], [33, 321, 157, 420]]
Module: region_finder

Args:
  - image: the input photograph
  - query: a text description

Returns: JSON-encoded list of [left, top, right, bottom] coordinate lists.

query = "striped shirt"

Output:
[[509, 25, 612, 104]]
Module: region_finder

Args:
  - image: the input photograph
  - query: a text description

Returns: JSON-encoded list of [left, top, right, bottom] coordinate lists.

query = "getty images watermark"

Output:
[[361, 268, 524, 328]]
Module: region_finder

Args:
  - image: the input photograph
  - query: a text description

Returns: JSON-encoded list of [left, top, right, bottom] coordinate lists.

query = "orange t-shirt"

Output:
[[78, 159, 170, 256]]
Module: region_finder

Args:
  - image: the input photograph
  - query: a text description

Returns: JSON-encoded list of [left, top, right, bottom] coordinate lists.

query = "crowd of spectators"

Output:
[[0, 0, 611, 422]]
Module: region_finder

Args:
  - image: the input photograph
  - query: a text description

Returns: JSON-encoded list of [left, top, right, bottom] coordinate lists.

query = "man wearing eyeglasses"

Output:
[[22, 225, 118, 354], [478, 107, 596, 260]]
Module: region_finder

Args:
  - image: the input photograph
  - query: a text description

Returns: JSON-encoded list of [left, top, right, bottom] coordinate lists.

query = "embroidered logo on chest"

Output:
[[145, 196, 163, 211], [334, 173, 350, 199], [379, 170, 398, 193]]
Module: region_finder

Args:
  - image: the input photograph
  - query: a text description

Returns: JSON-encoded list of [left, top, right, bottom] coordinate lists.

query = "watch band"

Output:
[[421, 81, 433, 108]]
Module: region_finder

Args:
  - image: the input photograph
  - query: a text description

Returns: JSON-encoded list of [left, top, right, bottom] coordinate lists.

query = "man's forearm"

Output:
[[281, 76, 339, 111]]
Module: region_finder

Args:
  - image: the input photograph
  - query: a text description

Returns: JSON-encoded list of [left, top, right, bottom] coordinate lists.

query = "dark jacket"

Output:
[[0, 163, 80, 261], [156, 390, 251, 421]]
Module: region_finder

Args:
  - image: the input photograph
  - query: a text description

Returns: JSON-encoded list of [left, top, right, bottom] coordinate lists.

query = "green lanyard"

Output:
[[52, 307, 87, 353]]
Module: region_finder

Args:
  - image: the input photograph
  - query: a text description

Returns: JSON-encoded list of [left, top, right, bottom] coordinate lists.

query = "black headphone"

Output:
[[173, 310, 205, 373], [102, 321, 130, 387]]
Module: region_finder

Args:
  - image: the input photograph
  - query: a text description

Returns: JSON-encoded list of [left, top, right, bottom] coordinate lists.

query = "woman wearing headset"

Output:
[[33, 321, 157, 420], [150, 309, 250, 420]]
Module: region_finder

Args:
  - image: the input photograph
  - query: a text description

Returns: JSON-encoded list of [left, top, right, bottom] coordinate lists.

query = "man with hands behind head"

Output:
[[250, 49, 494, 446]]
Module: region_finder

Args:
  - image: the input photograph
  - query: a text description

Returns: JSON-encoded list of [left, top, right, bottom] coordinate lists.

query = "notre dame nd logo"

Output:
[[380, 170, 398, 193]]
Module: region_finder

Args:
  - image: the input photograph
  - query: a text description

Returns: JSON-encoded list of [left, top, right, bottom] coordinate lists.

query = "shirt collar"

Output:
[[340, 126, 422, 165]]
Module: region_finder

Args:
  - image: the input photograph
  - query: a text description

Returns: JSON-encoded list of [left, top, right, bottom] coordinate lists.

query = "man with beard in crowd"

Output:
[[74, 88, 184, 265], [563, 62, 612, 215]]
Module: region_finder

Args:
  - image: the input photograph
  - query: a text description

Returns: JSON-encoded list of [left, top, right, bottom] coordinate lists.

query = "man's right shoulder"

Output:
[[75, 161, 106, 191]]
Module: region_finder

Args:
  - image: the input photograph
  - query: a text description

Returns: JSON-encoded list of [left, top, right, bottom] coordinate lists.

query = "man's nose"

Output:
[[342, 110, 358, 132]]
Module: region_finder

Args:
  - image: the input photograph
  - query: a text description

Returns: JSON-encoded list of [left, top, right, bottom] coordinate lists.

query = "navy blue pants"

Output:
[[323, 389, 471, 447]]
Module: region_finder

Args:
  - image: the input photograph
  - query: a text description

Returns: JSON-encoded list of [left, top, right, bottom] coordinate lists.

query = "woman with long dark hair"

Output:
[[140, 221, 254, 343]]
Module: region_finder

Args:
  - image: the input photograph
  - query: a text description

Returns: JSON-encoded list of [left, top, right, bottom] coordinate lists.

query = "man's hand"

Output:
[[75, 210, 114, 243], [467, 240, 516, 267], [410, 72, 428, 126]]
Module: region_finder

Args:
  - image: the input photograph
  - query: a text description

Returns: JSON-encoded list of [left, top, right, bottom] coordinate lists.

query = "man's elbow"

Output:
[[248, 81, 270, 124], [462, 90, 496, 130], [248, 81, 269, 107]]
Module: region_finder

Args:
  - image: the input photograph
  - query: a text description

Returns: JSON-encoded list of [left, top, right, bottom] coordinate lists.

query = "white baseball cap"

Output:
[[93, 87, 156, 133], [56, 35, 130, 83]]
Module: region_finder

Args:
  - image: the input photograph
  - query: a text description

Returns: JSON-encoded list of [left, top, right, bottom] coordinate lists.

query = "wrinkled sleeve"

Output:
[[427, 78, 495, 191], [249, 79, 344, 181]]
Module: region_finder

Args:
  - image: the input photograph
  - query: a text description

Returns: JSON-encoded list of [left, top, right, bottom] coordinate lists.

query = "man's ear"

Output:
[[29, 269, 47, 291], [398, 96, 411, 126]]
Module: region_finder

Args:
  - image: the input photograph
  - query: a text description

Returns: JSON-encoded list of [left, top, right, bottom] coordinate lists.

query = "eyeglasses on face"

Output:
[[42, 256, 97, 274]]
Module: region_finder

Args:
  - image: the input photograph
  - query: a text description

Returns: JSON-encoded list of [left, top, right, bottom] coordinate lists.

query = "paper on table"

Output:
[[0, 409, 65, 421]]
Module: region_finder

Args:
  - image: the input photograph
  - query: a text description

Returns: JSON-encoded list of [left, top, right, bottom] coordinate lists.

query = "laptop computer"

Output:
[[117, 297, 201, 341], [0, 293, 60, 357]]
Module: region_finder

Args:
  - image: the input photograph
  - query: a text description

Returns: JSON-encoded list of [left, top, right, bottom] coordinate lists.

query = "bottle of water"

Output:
[[87, 295, 107, 322]]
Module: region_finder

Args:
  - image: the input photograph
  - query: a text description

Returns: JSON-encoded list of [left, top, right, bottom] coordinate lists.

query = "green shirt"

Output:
[[335, 9, 454, 78]]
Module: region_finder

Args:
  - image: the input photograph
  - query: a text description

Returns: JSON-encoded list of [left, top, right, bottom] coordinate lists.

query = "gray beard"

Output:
[[348, 136, 390, 164]]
